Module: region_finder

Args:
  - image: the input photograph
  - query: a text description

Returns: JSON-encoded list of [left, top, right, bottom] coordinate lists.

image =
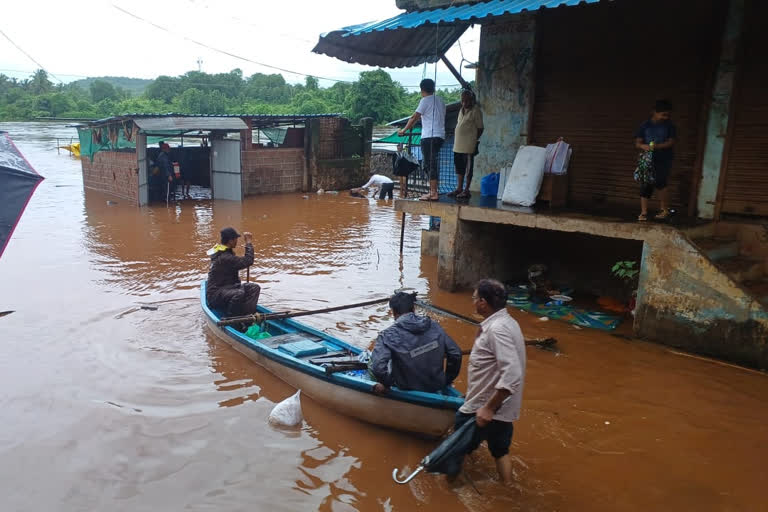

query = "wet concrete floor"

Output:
[[1, 122, 767, 511]]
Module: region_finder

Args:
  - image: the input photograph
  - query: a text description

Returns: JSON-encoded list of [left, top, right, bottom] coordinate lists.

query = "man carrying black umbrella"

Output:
[[457, 279, 526, 484]]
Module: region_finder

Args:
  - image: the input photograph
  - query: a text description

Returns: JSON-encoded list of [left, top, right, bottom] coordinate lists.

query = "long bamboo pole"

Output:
[[216, 297, 390, 327]]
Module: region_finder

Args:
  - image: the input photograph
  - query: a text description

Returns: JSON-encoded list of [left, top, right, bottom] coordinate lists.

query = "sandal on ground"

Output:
[[637, 213, 648, 222], [419, 194, 438, 201], [446, 189, 461, 197], [654, 209, 671, 220], [457, 190, 471, 199]]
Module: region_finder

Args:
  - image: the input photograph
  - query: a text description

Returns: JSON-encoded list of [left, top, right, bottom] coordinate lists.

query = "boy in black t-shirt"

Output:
[[634, 100, 676, 221]]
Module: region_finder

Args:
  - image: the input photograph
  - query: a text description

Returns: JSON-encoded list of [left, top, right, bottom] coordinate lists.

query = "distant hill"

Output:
[[69, 76, 153, 95]]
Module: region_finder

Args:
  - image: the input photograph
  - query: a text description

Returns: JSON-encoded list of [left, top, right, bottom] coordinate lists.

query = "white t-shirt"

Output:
[[416, 94, 446, 139], [362, 174, 393, 189]]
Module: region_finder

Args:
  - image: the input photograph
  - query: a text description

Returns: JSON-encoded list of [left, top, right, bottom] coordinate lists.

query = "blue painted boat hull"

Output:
[[201, 281, 464, 436]]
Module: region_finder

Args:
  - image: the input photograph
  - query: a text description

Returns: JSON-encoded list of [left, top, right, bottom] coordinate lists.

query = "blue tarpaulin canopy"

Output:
[[0, 132, 44, 259], [313, 0, 604, 68]]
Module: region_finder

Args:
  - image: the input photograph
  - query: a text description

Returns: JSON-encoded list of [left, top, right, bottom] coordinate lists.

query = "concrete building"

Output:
[[77, 114, 373, 204], [314, 0, 768, 368]]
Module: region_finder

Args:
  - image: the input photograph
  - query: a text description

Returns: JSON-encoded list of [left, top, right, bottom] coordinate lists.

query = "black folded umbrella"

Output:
[[0, 132, 44, 259], [392, 417, 477, 484]]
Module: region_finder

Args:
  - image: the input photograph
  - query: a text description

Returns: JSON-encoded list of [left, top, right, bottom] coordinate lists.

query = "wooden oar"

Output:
[[216, 297, 390, 327], [415, 300, 480, 325]]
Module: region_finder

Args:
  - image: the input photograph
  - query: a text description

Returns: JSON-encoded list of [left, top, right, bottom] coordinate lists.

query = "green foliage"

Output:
[[89, 80, 118, 103], [70, 76, 152, 95], [611, 261, 640, 282], [0, 68, 463, 123]]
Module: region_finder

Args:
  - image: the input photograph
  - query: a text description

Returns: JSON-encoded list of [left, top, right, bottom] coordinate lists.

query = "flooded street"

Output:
[[1, 122, 768, 511]]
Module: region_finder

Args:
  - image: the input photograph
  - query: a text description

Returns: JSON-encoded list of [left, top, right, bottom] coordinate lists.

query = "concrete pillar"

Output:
[[437, 206, 461, 291], [696, 0, 745, 219], [473, 14, 537, 191]]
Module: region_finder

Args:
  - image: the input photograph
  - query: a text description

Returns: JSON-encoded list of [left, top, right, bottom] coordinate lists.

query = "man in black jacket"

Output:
[[371, 292, 462, 393], [206, 227, 260, 317]]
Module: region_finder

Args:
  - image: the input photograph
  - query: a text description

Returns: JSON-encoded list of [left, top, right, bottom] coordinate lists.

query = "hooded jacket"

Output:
[[206, 242, 254, 301], [371, 312, 462, 393]]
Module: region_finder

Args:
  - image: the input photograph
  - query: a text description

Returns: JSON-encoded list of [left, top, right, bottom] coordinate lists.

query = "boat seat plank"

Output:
[[259, 331, 323, 349]]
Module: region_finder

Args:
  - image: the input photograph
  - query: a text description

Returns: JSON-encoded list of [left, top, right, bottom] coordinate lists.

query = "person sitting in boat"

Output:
[[206, 227, 260, 317], [370, 292, 462, 394]]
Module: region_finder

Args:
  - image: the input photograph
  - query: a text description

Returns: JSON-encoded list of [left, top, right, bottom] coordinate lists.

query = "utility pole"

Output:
[[197, 57, 203, 72]]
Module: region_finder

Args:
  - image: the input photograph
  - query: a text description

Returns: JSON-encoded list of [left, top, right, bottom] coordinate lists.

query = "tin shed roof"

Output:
[[313, 0, 605, 67]]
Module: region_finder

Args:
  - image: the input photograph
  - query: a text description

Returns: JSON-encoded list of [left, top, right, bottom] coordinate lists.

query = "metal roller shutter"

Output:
[[720, 0, 768, 217], [531, 0, 724, 212]]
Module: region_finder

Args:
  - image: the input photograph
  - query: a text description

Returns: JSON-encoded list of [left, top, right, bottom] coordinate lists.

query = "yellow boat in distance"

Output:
[[58, 142, 80, 158]]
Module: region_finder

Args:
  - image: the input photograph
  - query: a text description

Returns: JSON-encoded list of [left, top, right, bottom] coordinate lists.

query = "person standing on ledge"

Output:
[[448, 89, 484, 200], [206, 227, 260, 318], [634, 99, 676, 222], [456, 279, 526, 484], [398, 78, 446, 202]]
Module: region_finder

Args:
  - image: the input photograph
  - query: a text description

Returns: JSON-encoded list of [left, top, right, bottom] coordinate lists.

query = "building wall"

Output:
[[308, 117, 372, 191], [472, 15, 537, 191], [81, 150, 138, 204], [241, 148, 304, 196], [399, 199, 768, 368]]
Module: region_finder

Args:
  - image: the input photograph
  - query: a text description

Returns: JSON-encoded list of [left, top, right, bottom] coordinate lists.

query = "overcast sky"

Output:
[[0, 0, 478, 90]]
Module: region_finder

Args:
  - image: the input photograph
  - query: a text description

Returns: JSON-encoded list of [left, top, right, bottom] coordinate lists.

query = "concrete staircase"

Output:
[[686, 223, 768, 307]]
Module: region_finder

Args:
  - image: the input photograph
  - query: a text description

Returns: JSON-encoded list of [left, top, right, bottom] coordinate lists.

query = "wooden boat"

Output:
[[201, 281, 464, 436]]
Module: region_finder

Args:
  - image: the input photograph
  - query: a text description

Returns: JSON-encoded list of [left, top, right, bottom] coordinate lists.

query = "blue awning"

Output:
[[313, 0, 605, 68]]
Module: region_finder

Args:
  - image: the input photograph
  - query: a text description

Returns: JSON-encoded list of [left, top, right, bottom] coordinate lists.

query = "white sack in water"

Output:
[[268, 390, 303, 427]]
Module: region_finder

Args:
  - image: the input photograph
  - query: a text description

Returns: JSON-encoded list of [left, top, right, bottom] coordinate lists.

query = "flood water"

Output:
[[1, 122, 767, 512]]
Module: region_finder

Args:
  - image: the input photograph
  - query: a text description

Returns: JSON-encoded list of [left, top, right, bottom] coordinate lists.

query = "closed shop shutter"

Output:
[[720, 0, 768, 216], [531, 0, 724, 212]]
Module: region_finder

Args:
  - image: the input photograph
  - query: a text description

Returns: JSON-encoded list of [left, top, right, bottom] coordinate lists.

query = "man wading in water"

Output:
[[456, 279, 526, 484]]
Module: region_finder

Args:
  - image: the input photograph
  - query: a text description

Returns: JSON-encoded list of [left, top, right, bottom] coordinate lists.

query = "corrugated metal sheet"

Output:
[[134, 116, 248, 131], [531, 0, 724, 212], [86, 113, 342, 128], [720, 1, 768, 216], [313, 0, 604, 68]]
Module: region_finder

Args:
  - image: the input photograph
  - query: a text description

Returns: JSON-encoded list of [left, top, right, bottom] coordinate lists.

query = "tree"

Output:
[[346, 69, 407, 123], [145, 76, 182, 103], [28, 69, 53, 95], [90, 80, 118, 103], [305, 76, 319, 91]]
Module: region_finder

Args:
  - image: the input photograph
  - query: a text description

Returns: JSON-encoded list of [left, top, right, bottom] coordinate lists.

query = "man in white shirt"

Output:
[[398, 78, 446, 201], [353, 173, 394, 199], [456, 278, 526, 484]]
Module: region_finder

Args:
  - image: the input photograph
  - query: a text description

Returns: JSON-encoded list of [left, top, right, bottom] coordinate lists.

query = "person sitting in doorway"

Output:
[[527, 264, 559, 304], [352, 173, 395, 200], [370, 292, 462, 394], [206, 227, 261, 318]]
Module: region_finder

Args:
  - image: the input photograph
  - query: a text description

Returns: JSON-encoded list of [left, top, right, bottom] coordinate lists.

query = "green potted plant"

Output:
[[610, 260, 640, 314]]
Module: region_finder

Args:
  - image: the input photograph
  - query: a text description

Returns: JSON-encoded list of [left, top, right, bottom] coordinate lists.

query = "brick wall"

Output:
[[316, 117, 345, 159], [81, 150, 138, 204], [308, 117, 372, 191], [241, 148, 305, 196]]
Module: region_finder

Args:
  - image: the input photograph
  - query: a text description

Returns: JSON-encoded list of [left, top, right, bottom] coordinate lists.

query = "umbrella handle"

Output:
[[392, 465, 424, 484]]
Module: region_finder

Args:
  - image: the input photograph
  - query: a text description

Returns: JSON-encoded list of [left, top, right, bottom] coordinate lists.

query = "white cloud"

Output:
[[0, 0, 478, 89]]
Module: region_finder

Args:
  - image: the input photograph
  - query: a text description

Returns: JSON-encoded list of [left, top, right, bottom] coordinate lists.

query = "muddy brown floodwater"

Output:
[[1, 122, 768, 512]]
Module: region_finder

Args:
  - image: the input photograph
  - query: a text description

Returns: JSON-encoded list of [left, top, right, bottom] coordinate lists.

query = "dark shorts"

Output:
[[640, 159, 671, 198], [378, 182, 394, 199], [453, 152, 474, 176], [455, 411, 514, 459], [421, 137, 444, 181]]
